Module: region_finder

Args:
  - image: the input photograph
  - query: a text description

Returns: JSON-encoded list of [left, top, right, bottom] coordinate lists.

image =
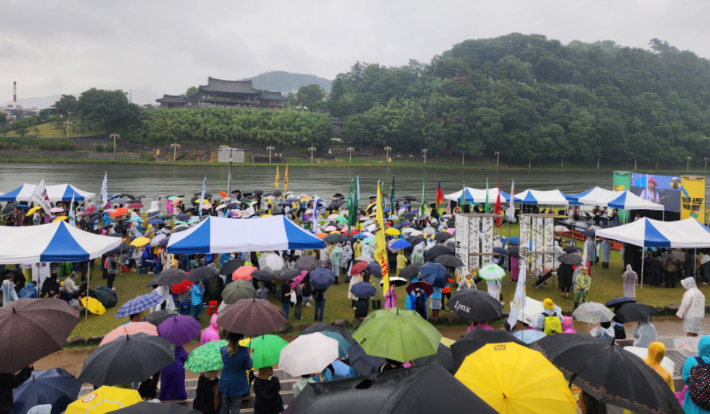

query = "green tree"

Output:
[[15, 127, 29, 138], [296, 84, 327, 112], [76, 88, 140, 127], [50, 95, 78, 118], [186, 86, 198, 96]]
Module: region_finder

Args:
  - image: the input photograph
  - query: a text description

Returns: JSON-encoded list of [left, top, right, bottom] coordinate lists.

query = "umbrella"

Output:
[[366, 263, 382, 277], [11, 368, 82, 414], [433, 232, 453, 241], [149, 234, 167, 247], [435, 254, 464, 268], [346, 343, 386, 376], [419, 262, 447, 288], [406, 281, 434, 296], [558, 253, 583, 265], [100, 322, 158, 346], [673, 337, 701, 358], [310, 267, 336, 290], [232, 265, 256, 281], [0, 298, 79, 373], [512, 329, 548, 344], [127, 203, 143, 209], [144, 309, 178, 327], [301, 330, 350, 359], [218, 298, 287, 335], [563, 245, 583, 253], [81, 297, 106, 317], [186, 266, 219, 282], [111, 402, 201, 414], [251, 269, 275, 282], [144, 269, 188, 288], [350, 261, 369, 275], [157, 315, 201, 346], [456, 342, 577, 414], [355, 255, 375, 263], [130, 237, 150, 247], [258, 253, 286, 274], [507, 246, 520, 257], [115, 293, 166, 318], [302, 322, 356, 345], [52, 216, 68, 223], [352, 308, 441, 362], [324, 233, 341, 244], [532, 334, 683, 414], [350, 282, 377, 299], [478, 264, 506, 281], [78, 333, 175, 386], [106, 243, 133, 256], [295, 256, 318, 272], [65, 386, 141, 414], [175, 213, 191, 221], [390, 239, 411, 250], [492, 247, 508, 256], [219, 258, 245, 275], [185, 340, 228, 373], [286, 363, 496, 414], [148, 219, 164, 225], [447, 290, 503, 322], [614, 303, 657, 323], [400, 263, 423, 280], [572, 302, 616, 323], [250, 335, 289, 369], [412, 342, 454, 374], [221, 280, 256, 304], [606, 297, 637, 308], [278, 269, 302, 280], [381, 276, 407, 287], [279, 332, 339, 376], [385, 228, 400, 236], [451, 329, 526, 372], [427, 245, 453, 261], [582, 229, 596, 237], [624, 346, 676, 378], [171, 279, 192, 296], [50, 207, 65, 213]]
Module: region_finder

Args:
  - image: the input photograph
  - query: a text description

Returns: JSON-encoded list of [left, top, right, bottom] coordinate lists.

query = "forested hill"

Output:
[[332, 34, 710, 167], [244, 71, 332, 93]]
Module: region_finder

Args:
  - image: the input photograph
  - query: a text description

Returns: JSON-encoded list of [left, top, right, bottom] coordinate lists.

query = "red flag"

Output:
[[495, 178, 502, 227], [436, 181, 445, 217]]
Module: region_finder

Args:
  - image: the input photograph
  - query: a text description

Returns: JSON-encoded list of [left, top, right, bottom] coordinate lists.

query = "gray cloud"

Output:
[[1, 0, 709, 106]]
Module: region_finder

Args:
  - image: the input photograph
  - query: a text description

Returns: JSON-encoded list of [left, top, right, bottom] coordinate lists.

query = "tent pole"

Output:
[[640, 247, 644, 290], [663, 210, 665, 222], [85, 265, 91, 326]]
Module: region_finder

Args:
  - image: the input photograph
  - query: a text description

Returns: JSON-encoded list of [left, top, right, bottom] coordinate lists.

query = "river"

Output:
[[0, 163, 620, 199]]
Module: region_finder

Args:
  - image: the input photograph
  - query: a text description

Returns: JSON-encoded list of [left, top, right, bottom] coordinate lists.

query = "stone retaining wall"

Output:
[[0, 151, 139, 160]]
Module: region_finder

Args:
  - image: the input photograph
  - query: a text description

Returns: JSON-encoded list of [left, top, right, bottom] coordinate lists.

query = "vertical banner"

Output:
[[681, 176, 706, 223], [374, 182, 390, 292], [455, 214, 470, 280], [519, 215, 530, 251], [469, 216, 480, 271], [613, 171, 632, 223], [480, 217, 494, 267], [532, 217, 544, 276], [543, 218, 554, 272]]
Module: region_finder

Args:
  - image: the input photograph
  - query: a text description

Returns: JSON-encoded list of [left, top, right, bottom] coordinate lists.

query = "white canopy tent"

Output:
[[513, 189, 569, 205], [566, 187, 664, 211], [0, 183, 95, 202], [444, 188, 511, 204]]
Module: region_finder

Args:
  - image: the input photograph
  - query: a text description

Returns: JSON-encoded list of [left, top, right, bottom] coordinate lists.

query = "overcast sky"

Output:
[[1, 0, 709, 106]]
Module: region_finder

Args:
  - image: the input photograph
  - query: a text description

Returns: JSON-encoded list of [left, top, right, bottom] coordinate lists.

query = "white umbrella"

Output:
[[279, 332, 339, 376], [409, 230, 423, 237], [366, 224, 376, 232], [572, 302, 615, 323], [674, 337, 701, 358], [258, 253, 286, 275], [355, 255, 375, 263], [423, 227, 436, 235], [150, 234, 167, 247], [624, 346, 676, 376], [402, 228, 417, 234]]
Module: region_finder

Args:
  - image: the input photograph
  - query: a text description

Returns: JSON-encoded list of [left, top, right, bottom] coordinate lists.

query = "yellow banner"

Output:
[[681, 176, 705, 223], [374, 181, 390, 292], [284, 164, 289, 193], [275, 165, 280, 189]]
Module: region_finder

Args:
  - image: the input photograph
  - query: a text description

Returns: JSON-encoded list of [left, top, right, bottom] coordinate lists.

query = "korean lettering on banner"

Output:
[[532, 217, 544, 276], [455, 214, 470, 280], [469, 216, 480, 271], [480, 217, 494, 267], [519, 215, 530, 251], [681, 176, 706, 223], [543, 218, 554, 273]]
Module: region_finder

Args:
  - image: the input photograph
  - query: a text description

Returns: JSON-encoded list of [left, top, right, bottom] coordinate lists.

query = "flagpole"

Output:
[[85, 265, 91, 326]]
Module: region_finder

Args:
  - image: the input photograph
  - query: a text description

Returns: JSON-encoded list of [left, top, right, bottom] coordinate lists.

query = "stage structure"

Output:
[[519, 214, 566, 281], [454, 213, 504, 280]]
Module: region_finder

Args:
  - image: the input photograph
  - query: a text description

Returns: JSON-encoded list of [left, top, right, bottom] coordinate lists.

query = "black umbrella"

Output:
[[582, 229, 596, 237], [531, 334, 683, 414], [366, 262, 382, 277], [186, 266, 219, 282], [403, 195, 417, 201], [447, 290, 503, 322], [2, 203, 19, 215], [327, 202, 341, 209], [144, 268, 188, 288], [278, 269, 302, 280], [106, 243, 134, 255], [295, 256, 318, 272], [11, 368, 82, 414], [381, 277, 407, 287], [78, 333, 175, 386], [427, 245, 453, 261], [219, 259, 245, 276], [614, 303, 657, 323], [493, 247, 508, 256], [451, 329, 526, 373], [346, 343, 386, 375], [192, 192, 213, 198], [557, 253, 583, 265], [145, 309, 178, 326], [286, 363, 498, 414], [252, 270, 276, 282], [402, 212, 416, 219], [435, 254, 464, 268], [563, 245, 583, 253], [112, 402, 201, 414], [324, 233, 341, 244], [399, 264, 423, 280], [273, 190, 283, 197], [412, 343, 454, 374], [253, 189, 264, 195], [310, 267, 336, 290], [433, 232, 453, 241]]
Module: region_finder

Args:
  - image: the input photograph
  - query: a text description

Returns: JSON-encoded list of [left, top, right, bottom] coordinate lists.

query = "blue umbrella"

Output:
[[278, 201, 292, 206], [513, 330, 547, 344], [420, 262, 448, 288], [12, 368, 82, 414], [147, 211, 161, 218], [149, 219, 164, 225], [175, 213, 190, 221], [390, 239, 411, 250], [350, 282, 376, 299], [115, 293, 166, 318], [347, 343, 385, 375], [401, 221, 413, 227], [310, 268, 336, 290], [605, 297, 637, 308], [493, 247, 508, 256], [366, 263, 382, 277], [127, 216, 142, 222], [353, 234, 367, 239], [507, 236, 520, 246]]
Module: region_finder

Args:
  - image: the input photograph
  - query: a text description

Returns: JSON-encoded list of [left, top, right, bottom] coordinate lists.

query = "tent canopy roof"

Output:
[[513, 189, 569, 205], [444, 188, 511, 204], [566, 187, 664, 210], [596, 218, 710, 248], [0, 184, 95, 202]]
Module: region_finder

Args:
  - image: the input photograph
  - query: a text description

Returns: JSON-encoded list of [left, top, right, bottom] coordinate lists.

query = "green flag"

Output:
[[390, 176, 396, 217], [484, 178, 489, 213], [347, 179, 356, 234], [459, 183, 466, 210], [420, 176, 426, 218]]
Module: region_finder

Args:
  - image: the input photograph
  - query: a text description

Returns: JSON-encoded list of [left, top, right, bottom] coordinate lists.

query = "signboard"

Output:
[[613, 171, 631, 223], [630, 173, 682, 213], [681, 176, 706, 223]]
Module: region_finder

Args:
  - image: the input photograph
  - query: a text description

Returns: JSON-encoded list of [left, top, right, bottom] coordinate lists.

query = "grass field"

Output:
[[6, 122, 109, 139]]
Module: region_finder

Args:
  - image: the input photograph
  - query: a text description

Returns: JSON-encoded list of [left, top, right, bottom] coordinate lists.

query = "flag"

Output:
[[458, 183, 466, 211], [284, 164, 289, 193], [390, 176, 395, 215], [419, 176, 426, 218], [507, 179, 515, 221], [484, 178, 490, 213], [199, 174, 207, 218], [495, 178, 502, 227], [347, 180, 357, 235], [30, 179, 51, 216], [68, 193, 76, 227], [356, 175, 360, 202], [374, 181, 390, 293], [507, 259, 527, 329], [101, 172, 108, 208], [275, 165, 280, 189], [312, 194, 318, 231], [436, 181, 445, 217]]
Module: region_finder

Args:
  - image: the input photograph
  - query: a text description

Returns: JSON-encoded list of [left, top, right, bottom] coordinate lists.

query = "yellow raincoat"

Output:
[[623, 342, 674, 414]]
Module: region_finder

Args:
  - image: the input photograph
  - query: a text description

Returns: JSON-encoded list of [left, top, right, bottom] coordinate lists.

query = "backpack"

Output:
[[314, 289, 325, 301], [664, 259, 677, 273], [275, 285, 284, 302], [689, 357, 710, 410], [543, 316, 562, 335]]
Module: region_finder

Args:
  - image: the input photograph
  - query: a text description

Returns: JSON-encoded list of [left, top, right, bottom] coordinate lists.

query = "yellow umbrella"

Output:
[[80, 297, 106, 316], [27, 206, 42, 215], [455, 342, 576, 414], [53, 216, 68, 223], [440, 337, 455, 348], [301, 196, 312, 201], [385, 228, 401, 236], [66, 386, 141, 414], [130, 237, 150, 247], [261, 214, 273, 218]]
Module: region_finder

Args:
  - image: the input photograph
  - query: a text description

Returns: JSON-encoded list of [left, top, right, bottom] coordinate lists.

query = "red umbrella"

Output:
[[350, 261, 368, 275], [217, 298, 287, 336], [127, 203, 144, 209], [232, 265, 257, 281], [341, 228, 360, 236], [406, 281, 434, 296], [85, 206, 96, 213], [171, 279, 193, 295]]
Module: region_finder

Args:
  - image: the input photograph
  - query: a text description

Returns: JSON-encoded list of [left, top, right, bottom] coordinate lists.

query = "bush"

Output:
[[140, 152, 155, 161], [94, 144, 104, 152], [11, 143, 20, 150], [56, 139, 74, 151]]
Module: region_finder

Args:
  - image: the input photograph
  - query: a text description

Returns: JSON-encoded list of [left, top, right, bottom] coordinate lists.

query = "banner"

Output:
[[455, 214, 470, 280], [374, 182, 390, 292], [101, 172, 108, 208], [507, 259, 527, 329], [199, 175, 207, 218], [480, 217, 494, 267], [631, 173, 682, 213], [681, 176, 706, 223], [30, 179, 52, 215], [612, 171, 631, 223]]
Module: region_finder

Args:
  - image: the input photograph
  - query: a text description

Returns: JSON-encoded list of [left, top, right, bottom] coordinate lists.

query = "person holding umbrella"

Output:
[[279, 280, 293, 320], [407, 284, 429, 320], [348, 268, 366, 308], [558, 262, 574, 300], [0, 364, 33, 413], [574, 267, 591, 311], [219, 332, 253, 413]]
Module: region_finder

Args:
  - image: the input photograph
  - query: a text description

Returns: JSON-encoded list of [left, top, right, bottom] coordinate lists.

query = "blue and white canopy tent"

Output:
[[167, 216, 325, 254], [0, 183, 95, 202], [565, 187, 663, 211], [513, 189, 569, 205], [596, 217, 710, 288], [444, 188, 512, 204]]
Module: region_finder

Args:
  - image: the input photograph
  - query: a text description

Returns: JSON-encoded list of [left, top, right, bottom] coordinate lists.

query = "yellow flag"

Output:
[[374, 181, 390, 293], [275, 165, 280, 189], [284, 164, 289, 193]]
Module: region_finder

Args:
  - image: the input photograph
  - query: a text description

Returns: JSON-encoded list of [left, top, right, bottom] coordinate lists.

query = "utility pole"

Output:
[[228, 147, 233, 195], [384, 147, 391, 163], [597, 156, 601, 169], [308, 147, 316, 164], [171, 143, 180, 162], [634, 158, 637, 170], [266, 146, 275, 164], [62, 121, 73, 139], [561, 157, 564, 168], [495, 151, 500, 167], [110, 133, 120, 153], [422, 149, 428, 164], [687, 157, 692, 172], [461, 152, 465, 166], [704, 157, 709, 171], [347, 147, 354, 163]]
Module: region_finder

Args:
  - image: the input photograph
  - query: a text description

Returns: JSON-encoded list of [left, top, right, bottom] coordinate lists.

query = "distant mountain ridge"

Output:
[[241, 71, 332, 93]]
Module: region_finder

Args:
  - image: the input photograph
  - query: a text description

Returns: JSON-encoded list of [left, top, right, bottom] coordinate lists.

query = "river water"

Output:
[[0, 163, 618, 199]]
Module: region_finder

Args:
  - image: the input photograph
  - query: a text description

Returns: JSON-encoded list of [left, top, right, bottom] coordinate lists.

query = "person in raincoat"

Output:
[[200, 313, 221, 346], [396, 250, 408, 276], [633, 315, 657, 348], [677, 277, 706, 336], [361, 242, 374, 260], [384, 285, 397, 309], [348, 268, 365, 307], [330, 243, 342, 282], [1, 273, 19, 306], [371, 269, 383, 310], [586, 237, 597, 264], [601, 239, 611, 269], [557, 262, 574, 301], [458, 273, 476, 291], [622, 342, 674, 414], [553, 241, 563, 269], [562, 316, 576, 334], [353, 239, 362, 259], [573, 267, 591, 310], [623, 265, 638, 298], [535, 298, 563, 334], [681, 335, 710, 414], [412, 242, 425, 264], [407, 285, 428, 320], [340, 242, 353, 281], [160, 346, 188, 401]]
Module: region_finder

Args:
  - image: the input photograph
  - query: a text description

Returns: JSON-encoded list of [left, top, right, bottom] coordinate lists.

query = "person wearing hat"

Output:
[[573, 267, 591, 310], [640, 177, 661, 203]]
